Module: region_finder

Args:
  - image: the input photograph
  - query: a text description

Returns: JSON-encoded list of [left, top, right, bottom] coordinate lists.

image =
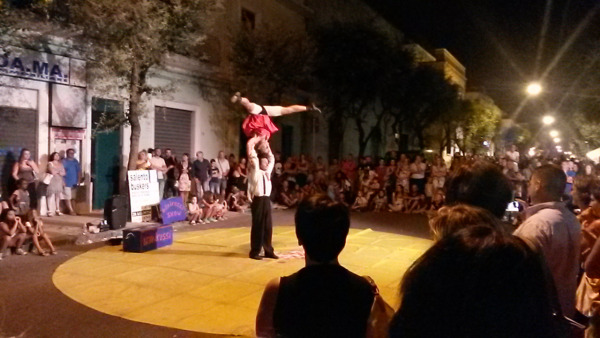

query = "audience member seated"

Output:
[[445, 160, 513, 219], [278, 180, 299, 208], [0, 208, 28, 259], [389, 225, 559, 338], [351, 191, 369, 212], [188, 196, 204, 224], [227, 187, 248, 213], [388, 185, 405, 213], [405, 183, 426, 214], [212, 196, 227, 220], [23, 210, 56, 256], [429, 188, 445, 211], [201, 191, 218, 223], [371, 189, 388, 212], [256, 194, 376, 338]]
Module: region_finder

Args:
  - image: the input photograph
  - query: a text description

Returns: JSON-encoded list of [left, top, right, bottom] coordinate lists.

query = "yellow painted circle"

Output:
[[53, 226, 431, 336]]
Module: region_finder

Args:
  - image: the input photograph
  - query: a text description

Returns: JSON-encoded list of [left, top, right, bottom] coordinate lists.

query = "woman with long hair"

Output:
[[45, 152, 66, 217], [11, 148, 39, 209]]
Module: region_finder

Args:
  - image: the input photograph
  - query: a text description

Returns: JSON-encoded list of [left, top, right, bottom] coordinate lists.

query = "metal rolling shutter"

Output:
[[154, 106, 192, 157], [0, 107, 38, 197]]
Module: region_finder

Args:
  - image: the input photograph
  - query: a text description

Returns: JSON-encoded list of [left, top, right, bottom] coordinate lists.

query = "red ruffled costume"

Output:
[[242, 113, 279, 140]]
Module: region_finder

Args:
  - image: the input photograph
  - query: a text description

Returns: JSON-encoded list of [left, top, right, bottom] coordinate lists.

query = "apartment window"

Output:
[[241, 8, 256, 30]]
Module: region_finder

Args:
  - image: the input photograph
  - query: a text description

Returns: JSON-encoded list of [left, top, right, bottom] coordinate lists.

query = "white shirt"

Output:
[[216, 158, 230, 178], [247, 147, 274, 199], [149, 156, 166, 179]]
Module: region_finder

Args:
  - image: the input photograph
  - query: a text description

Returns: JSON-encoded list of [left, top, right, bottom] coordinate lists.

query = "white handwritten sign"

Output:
[[127, 170, 160, 222]]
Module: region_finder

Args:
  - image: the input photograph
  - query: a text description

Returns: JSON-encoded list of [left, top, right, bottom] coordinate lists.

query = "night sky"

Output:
[[366, 0, 600, 122]]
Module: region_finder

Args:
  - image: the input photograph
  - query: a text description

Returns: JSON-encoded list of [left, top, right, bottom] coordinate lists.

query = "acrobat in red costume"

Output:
[[231, 92, 320, 140]]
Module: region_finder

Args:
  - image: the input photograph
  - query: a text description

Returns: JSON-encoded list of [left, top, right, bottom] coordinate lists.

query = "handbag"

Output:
[[42, 173, 53, 185], [364, 276, 395, 338]]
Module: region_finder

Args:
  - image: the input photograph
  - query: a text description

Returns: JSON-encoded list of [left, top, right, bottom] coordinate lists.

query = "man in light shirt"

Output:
[[149, 148, 167, 199], [247, 136, 277, 260], [514, 165, 581, 318]]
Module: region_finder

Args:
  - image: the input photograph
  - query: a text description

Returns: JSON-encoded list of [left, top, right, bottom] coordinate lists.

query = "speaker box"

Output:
[[104, 195, 128, 230]]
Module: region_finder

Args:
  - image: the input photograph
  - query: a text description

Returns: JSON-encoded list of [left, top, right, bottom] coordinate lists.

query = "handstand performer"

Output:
[[246, 135, 277, 260], [231, 92, 320, 142]]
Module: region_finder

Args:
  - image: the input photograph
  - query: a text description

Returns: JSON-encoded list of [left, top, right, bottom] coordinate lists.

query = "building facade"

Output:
[[0, 0, 319, 212]]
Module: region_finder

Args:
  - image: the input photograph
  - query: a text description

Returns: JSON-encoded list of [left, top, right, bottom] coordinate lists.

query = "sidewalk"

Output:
[[41, 210, 252, 247]]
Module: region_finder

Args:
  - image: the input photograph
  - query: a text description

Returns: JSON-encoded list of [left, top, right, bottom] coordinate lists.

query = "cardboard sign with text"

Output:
[[160, 197, 187, 225]]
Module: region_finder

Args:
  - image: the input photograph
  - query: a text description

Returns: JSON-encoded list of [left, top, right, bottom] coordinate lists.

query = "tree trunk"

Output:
[[356, 117, 367, 158], [127, 60, 142, 171], [328, 115, 344, 161]]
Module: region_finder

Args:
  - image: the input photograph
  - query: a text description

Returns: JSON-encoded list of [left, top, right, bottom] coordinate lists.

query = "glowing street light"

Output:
[[549, 130, 559, 138], [553, 137, 561, 143], [542, 115, 555, 125], [526, 82, 543, 96]]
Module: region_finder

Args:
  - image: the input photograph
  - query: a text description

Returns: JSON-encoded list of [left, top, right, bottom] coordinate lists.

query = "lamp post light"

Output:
[[553, 137, 561, 143], [549, 130, 559, 138], [542, 115, 555, 125], [526, 82, 543, 96]]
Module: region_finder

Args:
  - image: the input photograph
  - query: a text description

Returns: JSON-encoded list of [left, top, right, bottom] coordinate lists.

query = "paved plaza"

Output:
[[0, 210, 430, 337]]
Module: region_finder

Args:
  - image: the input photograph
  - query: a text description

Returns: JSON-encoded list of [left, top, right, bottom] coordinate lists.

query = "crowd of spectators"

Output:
[[252, 144, 600, 337]]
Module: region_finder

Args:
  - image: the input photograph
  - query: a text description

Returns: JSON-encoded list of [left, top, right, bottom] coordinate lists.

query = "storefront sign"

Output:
[[127, 170, 160, 223], [0, 46, 86, 87], [52, 127, 85, 140], [160, 197, 187, 225]]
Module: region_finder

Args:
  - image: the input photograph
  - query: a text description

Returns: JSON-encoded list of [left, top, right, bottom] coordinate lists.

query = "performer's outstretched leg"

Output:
[[232, 92, 321, 117]]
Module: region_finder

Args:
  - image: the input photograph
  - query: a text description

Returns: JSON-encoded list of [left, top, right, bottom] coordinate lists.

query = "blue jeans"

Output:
[[209, 181, 220, 195]]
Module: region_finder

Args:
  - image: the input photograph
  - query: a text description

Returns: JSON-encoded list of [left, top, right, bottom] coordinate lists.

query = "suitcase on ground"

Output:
[[123, 225, 173, 252]]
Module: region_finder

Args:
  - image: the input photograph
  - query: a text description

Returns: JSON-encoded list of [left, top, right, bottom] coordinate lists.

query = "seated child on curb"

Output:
[[9, 179, 30, 217], [213, 196, 228, 220], [24, 210, 56, 256], [201, 191, 218, 223], [188, 196, 204, 225], [228, 187, 248, 213]]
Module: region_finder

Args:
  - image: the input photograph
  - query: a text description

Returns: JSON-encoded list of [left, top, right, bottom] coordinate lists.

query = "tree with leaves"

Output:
[[392, 65, 459, 151], [2, 0, 220, 171], [312, 22, 404, 158], [230, 28, 311, 104], [455, 92, 502, 154]]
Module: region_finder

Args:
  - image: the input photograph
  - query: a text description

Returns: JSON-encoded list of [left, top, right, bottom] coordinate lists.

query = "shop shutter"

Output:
[[154, 106, 192, 158], [0, 107, 38, 198]]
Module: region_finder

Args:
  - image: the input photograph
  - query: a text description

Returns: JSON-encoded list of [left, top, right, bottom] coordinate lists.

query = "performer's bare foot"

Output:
[[231, 91, 241, 104]]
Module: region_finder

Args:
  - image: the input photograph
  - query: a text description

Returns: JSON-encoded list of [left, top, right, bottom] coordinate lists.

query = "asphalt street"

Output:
[[0, 209, 430, 338]]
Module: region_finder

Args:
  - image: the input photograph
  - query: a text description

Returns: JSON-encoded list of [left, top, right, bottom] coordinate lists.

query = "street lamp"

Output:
[[553, 137, 561, 143], [526, 82, 542, 96], [542, 115, 555, 125], [549, 130, 559, 138]]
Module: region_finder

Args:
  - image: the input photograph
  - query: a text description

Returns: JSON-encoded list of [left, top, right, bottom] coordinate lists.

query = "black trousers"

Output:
[[250, 196, 274, 256]]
